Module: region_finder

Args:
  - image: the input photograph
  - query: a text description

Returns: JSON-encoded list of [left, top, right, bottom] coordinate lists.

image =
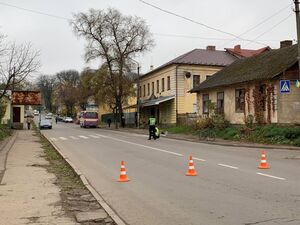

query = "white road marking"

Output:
[[96, 134, 109, 138], [193, 157, 206, 162], [89, 135, 100, 139], [105, 136, 183, 157], [256, 172, 286, 180], [50, 137, 57, 141], [70, 136, 79, 140], [218, 164, 239, 170], [59, 137, 67, 140], [79, 135, 89, 139]]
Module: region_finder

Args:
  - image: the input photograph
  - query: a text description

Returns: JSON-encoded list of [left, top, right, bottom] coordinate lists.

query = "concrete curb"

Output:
[[0, 131, 18, 183], [44, 134, 127, 225]]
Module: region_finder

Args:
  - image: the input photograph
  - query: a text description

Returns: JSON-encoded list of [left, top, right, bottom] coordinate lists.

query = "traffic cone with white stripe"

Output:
[[186, 155, 197, 176], [118, 160, 130, 182], [258, 151, 270, 169]]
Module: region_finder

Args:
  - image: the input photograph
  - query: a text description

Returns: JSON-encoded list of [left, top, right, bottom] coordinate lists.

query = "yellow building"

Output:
[[138, 46, 238, 126]]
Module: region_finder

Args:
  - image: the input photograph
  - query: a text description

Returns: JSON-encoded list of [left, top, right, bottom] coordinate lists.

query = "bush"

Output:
[[293, 137, 300, 146]]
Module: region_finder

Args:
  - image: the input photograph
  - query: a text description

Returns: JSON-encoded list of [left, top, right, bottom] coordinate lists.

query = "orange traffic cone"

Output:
[[186, 155, 197, 176], [258, 151, 270, 169], [118, 160, 130, 182]]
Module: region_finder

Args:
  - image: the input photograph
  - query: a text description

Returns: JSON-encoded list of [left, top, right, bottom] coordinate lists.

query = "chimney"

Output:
[[280, 40, 293, 48], [234, 45, 241, 52], [150, 65, 154, 70], [206, 45, 216, 51]]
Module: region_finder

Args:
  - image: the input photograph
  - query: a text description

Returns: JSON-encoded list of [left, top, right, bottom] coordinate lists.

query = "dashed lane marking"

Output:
[[50, 137, 58, 141], [70, 136, 79, 140], [79, 135, 89, 139], [256, 172, 286, 181], [102, 135, 183, 157], [218, 164, 239, 170], [89, 135, 100, 139], [59, 137, 67, 141], [193, 157, 207, 162]]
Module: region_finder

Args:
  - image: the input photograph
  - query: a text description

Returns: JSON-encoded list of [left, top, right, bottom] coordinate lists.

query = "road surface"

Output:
[[41, 120, 300, 225]]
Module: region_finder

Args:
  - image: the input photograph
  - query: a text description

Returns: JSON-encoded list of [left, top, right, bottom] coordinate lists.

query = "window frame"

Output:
[[235, 88, 245, 113], [167, 76, 171, 90], [162, 78, 165, 92], [193, 75, 200, 88], [151, 82, 154, 95], [217, 92, 224, 114], [202, 94, 209, 114]]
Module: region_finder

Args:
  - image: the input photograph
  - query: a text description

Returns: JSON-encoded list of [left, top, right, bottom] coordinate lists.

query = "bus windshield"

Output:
[[83, 111, 98, 119]]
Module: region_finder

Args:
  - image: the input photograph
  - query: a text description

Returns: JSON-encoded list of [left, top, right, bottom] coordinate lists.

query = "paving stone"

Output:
[[75, 209, 108, 223]]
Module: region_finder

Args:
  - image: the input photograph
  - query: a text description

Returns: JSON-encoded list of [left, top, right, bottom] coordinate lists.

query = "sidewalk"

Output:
[[0, 130, 78, 225]]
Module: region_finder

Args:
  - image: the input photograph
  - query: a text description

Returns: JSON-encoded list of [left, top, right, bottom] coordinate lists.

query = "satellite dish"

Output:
[[185, 71, 191, 78]]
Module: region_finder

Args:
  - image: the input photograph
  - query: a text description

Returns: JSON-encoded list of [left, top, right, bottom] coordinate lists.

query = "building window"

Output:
[[167, 76, 171, 90], [203, 94, 209, 114], [206, 75, 212, 80], [162, 78, 165, 92], [193, 75, 200, 88], [259, 84, 266, 111], [235, 89, 245, 113], [147, 83, 150, 96], [139, 86, 142, 98], [156, 80, 159, 93], [152, 82, 154, 95], [217, 92, 224, 114], [143, 85, 145, 97]]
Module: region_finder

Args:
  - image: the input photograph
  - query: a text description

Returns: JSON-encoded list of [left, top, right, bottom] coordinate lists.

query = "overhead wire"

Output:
[[221, 3, 293, 47], [244, 13, 294, 47], [138, 0, 268, 46], [0, 1, 70, 21]]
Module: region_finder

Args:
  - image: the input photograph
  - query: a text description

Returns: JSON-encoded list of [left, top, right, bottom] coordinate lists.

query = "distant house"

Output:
[[190, 41, 300, 124], [137, 46, 238, 126]]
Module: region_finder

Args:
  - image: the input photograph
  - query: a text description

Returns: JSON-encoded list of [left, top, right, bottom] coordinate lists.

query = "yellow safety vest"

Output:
[[149, 117, 156, 126]]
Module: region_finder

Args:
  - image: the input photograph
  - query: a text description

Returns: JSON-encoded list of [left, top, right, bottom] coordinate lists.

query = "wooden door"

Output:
[[13, 107, 21, 123]]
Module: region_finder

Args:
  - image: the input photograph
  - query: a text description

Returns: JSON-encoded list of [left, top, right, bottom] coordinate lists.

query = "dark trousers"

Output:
[[27, 122, 31, 130], [149, 125, 156, 140]]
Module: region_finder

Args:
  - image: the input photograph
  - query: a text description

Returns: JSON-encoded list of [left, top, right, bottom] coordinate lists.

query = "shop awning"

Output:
[[142, 95, 175, 107]]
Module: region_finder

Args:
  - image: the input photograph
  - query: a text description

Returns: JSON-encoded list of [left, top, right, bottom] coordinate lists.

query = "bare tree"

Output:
[[71, 8, 154, 127], [0, 41, 40, 99], [55, 70, 80, 116], [36, 75, 56, 112]]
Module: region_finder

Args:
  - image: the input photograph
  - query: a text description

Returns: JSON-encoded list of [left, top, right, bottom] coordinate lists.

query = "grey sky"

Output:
[[0, 0, 296, 78]]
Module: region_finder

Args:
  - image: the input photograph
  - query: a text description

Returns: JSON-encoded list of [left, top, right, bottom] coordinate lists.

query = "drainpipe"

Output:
[[176, 65, 179, 125]]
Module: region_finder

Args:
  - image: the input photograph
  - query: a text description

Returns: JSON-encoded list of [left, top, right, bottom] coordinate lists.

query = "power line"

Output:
[[0, 1, 70, 21], [153, 32, 283, 42], [221, 3, 293, 47], [244, 13, 293, 47], [139, 0, 268, 46]]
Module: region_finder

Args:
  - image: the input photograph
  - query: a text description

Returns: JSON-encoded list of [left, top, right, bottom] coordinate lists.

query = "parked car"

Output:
[[64, 117, 73, 123], [39, 118, 52, 129]]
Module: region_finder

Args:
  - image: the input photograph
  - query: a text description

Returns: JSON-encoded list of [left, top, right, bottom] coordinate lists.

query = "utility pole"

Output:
[[136, 65, 140, 129], [295, 0, 300, 79]]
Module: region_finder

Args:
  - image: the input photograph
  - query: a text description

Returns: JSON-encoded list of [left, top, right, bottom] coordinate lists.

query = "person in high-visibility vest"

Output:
[[148, 115, 156, 140]]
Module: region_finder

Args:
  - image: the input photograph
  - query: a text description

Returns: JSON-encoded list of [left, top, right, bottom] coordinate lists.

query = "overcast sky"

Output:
[[0, 0, 296, 78]]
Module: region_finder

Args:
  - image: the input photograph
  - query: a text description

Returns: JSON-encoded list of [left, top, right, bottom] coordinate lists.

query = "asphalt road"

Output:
[[41, 120, 300, 225]]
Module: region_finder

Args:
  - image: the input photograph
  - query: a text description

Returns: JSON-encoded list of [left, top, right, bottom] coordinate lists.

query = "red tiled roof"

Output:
[[225, 45, 271, 58]]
